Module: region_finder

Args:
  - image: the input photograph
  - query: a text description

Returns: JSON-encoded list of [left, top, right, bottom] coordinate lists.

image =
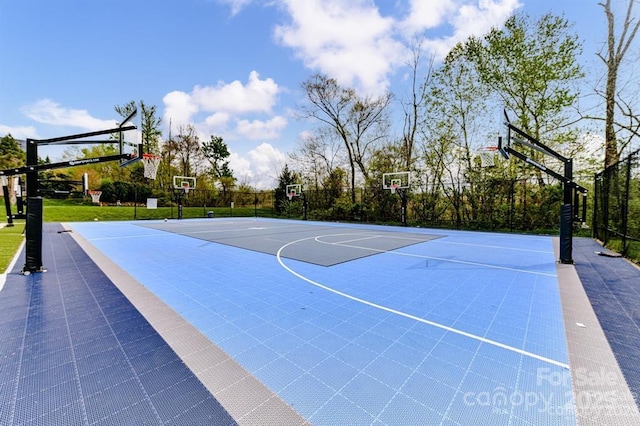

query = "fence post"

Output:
[[591, 173, 602, 239], [602, 170, 610, 245], [621, 154, 632, 254]]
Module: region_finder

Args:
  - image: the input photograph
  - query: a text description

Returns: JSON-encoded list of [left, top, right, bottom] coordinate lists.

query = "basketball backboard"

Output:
[[286, 184, 302, 199], [382, 172, 411, 190], [173, 176, 196, 191], [118, 108, 142, 166]]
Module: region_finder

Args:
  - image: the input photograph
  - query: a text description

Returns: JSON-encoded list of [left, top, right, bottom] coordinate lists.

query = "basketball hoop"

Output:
[[88, 190, 102, 204], [390, 184, 397, 195], [286, 184, 301, 201], [477, 146, 499, 167], [182, 183, 190, 195], [142, 153, 161, 180]]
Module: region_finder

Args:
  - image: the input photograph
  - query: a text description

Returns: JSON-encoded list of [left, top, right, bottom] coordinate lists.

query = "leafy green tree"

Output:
[[466, 12, 583, 184], [322, 167, 346, 202], [421, 42, 494, 225], [115, 100, 162, 155], [0, 134, 25, 170], [201, 135, 235, 194], [365, 143, 407, 223], [275, 164, 299, 214]]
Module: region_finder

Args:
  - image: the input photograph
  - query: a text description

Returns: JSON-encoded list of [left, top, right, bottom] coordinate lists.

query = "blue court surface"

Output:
[[62, 217, 575, 425], [5, 218, 640, 425]]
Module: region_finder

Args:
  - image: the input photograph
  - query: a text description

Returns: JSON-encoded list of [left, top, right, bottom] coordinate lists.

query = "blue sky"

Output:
[[0, 0, 612, 188]]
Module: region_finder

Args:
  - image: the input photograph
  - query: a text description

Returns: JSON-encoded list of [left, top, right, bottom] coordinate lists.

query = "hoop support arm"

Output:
[[0, 153, 135, 177]]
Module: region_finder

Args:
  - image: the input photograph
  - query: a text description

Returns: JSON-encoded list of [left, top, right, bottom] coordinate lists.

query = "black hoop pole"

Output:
[[502, 111, 587, 264], [2, 181, 13, 226], [397, 188, 407, 227], [302, 193, 307, 221], [177, 190, 184, 220]]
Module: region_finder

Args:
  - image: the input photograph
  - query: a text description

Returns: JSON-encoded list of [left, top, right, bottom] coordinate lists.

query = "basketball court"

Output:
[[2, 103, 637, 424], [32, 217, 632, 425]]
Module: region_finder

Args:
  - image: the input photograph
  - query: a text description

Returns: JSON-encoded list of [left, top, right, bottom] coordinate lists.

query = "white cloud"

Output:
[[20, 99, 116, 130], [229, 142, 287, 189], [272, 0, 521, 92], [274, 0, 405, 95], [163, 91, 199, 130], [400, 0, 457, 33], [454, 0, 522, 40], [236, 116, 288, 140], [421, 0, 523, 59], [0, 124, 38, 140], [192, 71, 279, 114], [162, 71, 284, 141], [203, 112, 232, 135]]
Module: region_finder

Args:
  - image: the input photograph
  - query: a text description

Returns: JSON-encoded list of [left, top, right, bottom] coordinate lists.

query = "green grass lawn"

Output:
[[0, 198, 276, 274], [42, 204, 273, 222], [0, 221, 25, 274], [0, 196, 272, 222]]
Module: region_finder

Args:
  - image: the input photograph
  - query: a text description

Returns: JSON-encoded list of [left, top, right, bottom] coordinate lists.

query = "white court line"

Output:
[[331, 235, 383, 245], [331, 233, 434, 245], [313, 234, 557, 277], [276, 235, 569, 370]]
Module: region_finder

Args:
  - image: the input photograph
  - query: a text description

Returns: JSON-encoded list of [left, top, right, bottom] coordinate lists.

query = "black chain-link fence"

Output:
[[594, 149, 640, 259], [149, 177, 570, 232]]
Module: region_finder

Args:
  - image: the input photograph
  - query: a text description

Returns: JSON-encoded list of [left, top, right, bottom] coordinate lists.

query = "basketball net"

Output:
[[182, 183, 190, 195], [142, 153, 161, 180], [390, 185, 397, 195], [477, 146, 498, 167], [287, 191, 296, 201], [88, 190, 102, 204]]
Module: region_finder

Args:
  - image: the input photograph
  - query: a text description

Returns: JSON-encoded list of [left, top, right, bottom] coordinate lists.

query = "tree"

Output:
[[466, 12, 584, 184], [300, 74, 392, 203], [171, 124, 201, 178], [598, 0, 640, 166], [289, 127, 344, 191], [275, 164, 299, 214], [60, 143, 129, 190], [400, 40, 433, 170], [0, 134, 25, 170], [366, 143, 408, 223], [201, 135, 235, 194], [1, 135, 26, 205], [115, 100, 163, 155], [322, 167, 347, 204], [421, 42, 492, 225]]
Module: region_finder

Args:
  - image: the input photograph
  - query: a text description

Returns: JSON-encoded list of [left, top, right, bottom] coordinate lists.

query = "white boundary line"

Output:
[[276, 235, 569, 370]]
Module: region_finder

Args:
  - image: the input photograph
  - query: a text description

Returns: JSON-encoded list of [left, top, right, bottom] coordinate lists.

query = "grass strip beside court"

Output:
[[0, 198, 272, 273], [0, 222, 24, 274]]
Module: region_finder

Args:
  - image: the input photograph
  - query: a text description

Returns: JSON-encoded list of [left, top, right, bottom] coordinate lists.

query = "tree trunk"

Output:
[[604, 61, 619, 167]]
